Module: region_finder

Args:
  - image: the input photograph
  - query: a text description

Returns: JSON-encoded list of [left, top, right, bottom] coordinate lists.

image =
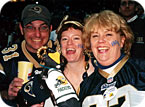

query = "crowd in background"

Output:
[[0, 0, 145, 58], [0, 0, 120, 50], [0, 0, 145, 106]]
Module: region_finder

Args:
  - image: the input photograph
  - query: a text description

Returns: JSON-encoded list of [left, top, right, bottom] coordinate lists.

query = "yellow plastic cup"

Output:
[[18, 61, 33, 84]]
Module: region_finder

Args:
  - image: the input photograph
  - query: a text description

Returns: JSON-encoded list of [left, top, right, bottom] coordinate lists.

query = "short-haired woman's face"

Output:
[[60, 27, 84, 63], [90, 28, 125, 66]]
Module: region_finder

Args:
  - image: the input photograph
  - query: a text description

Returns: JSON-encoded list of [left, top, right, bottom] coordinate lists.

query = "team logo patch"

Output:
[[55, 76, 68, 88], [24, 81, 36, 97], [29, 6, 42, 14], [107, 77, 113, 83]]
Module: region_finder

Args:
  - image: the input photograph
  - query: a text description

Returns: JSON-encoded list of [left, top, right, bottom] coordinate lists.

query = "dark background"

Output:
[[0, 0, 120, 50]]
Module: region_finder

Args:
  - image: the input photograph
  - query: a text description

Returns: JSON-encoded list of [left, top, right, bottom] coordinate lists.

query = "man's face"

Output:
[[119, 0, 136, 19], [20, 20, 51, 53]]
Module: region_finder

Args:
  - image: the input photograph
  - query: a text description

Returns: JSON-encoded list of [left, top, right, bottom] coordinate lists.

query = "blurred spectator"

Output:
[[136, 2, 145, 19], [119, 0, 145, 59]]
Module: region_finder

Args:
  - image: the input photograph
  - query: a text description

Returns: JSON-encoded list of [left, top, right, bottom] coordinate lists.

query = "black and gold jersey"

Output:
[[0, 40, 43, 91], [79, 55, 145, 107]]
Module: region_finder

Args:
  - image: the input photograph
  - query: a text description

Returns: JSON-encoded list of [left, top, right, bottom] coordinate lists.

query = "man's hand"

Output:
[[31, 102, 44, 107], [8, 77, 23, 100]]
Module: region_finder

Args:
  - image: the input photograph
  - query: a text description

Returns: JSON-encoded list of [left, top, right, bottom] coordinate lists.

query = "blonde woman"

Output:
[[79, 10, 145, 107]]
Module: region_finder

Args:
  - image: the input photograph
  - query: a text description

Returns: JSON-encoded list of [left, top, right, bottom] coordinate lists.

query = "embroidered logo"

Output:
[[101, 81, 116, 91], [1, 44, 18, 54], [107, 77, 113, 83], [29, 6, 42, 14], [24, 81, 36, 97], [3, 52, 19, 61], [55, 76, 68, 88]]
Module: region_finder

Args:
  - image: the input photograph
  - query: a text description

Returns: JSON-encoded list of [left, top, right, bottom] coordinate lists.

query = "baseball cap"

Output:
[[21, 4, 51, 26]]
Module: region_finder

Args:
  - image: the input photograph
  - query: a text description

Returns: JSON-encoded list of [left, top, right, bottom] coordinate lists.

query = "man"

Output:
[[0, 4, 52, 106], [119, 0, 145, 59], [0, 4, 80, 107]]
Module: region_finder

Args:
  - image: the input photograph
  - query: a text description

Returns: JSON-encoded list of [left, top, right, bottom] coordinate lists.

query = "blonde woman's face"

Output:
[[60, 27, 84, 63], [90, 28, 125, 66]]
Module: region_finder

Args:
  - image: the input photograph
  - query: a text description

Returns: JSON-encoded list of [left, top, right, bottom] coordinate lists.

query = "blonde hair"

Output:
[[83, 10, 134, 56]]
